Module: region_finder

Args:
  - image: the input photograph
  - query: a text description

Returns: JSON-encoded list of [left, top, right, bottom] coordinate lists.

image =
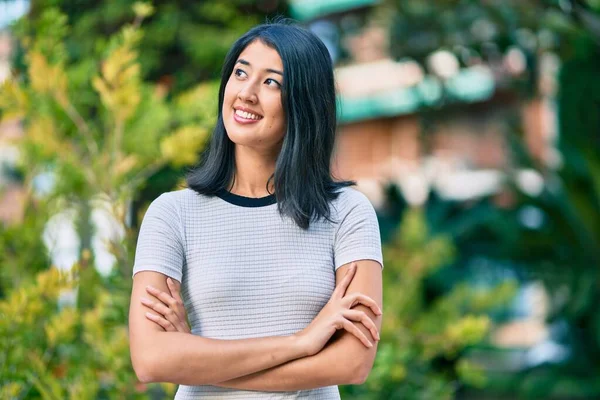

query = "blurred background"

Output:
[[0, 0, 599, 399]]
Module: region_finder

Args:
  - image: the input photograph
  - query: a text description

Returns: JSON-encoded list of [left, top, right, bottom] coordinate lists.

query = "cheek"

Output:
[[268, 108, 286, 139], [265, 99, 285, 125], [222, 81, 236, 110]]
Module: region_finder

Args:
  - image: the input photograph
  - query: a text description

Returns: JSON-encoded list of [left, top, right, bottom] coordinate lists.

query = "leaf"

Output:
[[0, 382, 24, 399], [26, 353, 64, 400], [27, 51, 68, 98], [456, 359, 488, 388], [45, 306, 79, 347], [113, 154, 139, 178], [133, 2, 155, 19], [160, 125, 208, 167], [0, 80, 28, 121], [26, 117, 65, 159]]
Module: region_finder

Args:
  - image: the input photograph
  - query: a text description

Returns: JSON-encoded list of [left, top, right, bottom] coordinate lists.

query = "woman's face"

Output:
[[222, 40, 286, 153]]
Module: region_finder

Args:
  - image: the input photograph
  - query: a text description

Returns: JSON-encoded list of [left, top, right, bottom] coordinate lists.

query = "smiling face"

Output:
[[222, 40, 286, 153]]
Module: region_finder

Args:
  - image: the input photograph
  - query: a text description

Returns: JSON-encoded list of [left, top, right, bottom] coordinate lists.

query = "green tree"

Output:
[[0, 3, 216, 397], [10, 0, 289, 214], [341, 207, 517, 399], [499, 21, 600, 398], [0, 266, 155, 399], [372, 0, 600, 397], [17, 0, 288, 94]]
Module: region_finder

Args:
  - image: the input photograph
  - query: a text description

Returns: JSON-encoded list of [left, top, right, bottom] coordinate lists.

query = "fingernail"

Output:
[[147, 285, 156, 291], [368, 341, 373, 348], [145, 312, 154, 318], [140, 297, 151, 305]]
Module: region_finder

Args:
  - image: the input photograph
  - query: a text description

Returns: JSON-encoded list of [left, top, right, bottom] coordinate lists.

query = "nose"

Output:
[[237, 83, 258, 104]]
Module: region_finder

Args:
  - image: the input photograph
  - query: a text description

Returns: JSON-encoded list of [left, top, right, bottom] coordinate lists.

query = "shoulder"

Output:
[[144, 188, 205, 219], [147, 188, 185, 210], [327, 187, 379, 231], [331, 186, 376, 215], [149, 188, 209, 209]]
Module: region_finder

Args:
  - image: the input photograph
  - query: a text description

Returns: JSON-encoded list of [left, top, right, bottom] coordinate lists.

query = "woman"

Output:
[[129, 21, 383, 399]]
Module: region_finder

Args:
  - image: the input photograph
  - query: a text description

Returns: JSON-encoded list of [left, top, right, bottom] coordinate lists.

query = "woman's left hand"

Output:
[[141, 277, 191, 333]]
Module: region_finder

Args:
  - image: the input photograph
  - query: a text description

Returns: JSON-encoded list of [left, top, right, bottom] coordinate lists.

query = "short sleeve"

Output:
[[333, 190, 384, 270], [132, 192, 185, 282]]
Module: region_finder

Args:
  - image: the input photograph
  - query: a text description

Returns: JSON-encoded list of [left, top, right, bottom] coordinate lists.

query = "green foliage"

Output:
[[375, 1, 600, 397], [16, 0, 287, 94], [0, 266, 160, 399], [494, 47, 600, 398], [341, 208, 517, 399], [0, 199, 50, 299], [0, 4, 214, 273], [0, 3, 220, 398]]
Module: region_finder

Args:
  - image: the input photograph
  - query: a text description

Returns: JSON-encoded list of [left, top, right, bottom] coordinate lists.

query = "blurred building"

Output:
[[289, 0, 567, 372], [290, 0, 558, 209]]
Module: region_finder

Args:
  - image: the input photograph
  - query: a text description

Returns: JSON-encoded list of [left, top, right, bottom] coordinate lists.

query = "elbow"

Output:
[[135, 369, 154, 385], [347, 353, 376, 385], [348, 364, 371, 385], [132, 351, 161, 384], [130, 330, 173, 384], [132, 356, 154, 384]]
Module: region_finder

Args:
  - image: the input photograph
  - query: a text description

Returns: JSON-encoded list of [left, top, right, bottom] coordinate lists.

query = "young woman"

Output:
[[129, 21, 384, 399]]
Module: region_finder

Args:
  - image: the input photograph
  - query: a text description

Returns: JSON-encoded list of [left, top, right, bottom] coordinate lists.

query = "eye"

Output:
[[234, 68, 247, 78], [265, 78, 281, 88]]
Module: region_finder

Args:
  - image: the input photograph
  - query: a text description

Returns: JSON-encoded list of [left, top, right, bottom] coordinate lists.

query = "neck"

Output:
[[230, 145, 278, 197]]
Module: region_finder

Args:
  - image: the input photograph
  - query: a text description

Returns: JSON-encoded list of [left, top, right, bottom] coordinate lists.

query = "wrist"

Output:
[[289, 332, 309, 358]]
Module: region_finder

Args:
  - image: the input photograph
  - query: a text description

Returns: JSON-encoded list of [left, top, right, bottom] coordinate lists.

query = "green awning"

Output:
[[336, 69, 495, 124], [289, 0, 380, 21]]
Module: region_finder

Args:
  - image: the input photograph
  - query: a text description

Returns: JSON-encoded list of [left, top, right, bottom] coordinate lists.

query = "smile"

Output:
[[233, 107, 263, 124], [234, 108, 263, 120]]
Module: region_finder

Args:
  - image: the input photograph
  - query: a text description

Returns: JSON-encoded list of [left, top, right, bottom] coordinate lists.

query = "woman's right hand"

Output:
[[295, 262, 382, 357]]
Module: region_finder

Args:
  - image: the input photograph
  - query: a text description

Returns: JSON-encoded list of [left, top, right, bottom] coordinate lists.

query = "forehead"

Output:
[[238, 40, 283, 71]]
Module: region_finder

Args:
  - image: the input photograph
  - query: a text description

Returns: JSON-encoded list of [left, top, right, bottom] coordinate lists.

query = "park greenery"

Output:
[[0, 3, 213, 398], [378, 1, 600, 397], [0, 0, 599, 399]]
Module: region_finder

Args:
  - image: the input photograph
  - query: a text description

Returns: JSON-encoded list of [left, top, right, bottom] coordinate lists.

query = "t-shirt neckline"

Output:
[[216, 189, 277, 208]]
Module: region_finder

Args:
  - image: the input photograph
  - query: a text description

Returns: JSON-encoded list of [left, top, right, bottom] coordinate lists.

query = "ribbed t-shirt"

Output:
[[132, 186, 383, 399]]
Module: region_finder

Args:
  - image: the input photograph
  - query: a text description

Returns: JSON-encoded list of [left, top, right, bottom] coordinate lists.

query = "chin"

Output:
[[225, 130, 259, 146]]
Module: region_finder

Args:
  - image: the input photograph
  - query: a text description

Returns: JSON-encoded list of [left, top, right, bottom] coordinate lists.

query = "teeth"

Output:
[[235, 109, 261, 120]]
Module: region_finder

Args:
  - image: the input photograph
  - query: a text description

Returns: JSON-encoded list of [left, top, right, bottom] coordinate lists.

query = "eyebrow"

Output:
[[237, 59, 283, 76]]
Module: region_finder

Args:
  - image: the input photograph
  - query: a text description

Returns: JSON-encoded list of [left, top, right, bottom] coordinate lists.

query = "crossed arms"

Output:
[[128, 260, 383, 391]]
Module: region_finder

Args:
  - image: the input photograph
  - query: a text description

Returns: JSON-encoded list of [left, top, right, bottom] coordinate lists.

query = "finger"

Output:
[[344, 293, 382, 316], [342, 309, 380, 341], [145, 286, 188, 328], [167, 278, 184, 305], [333, 263, 357, 298], [145, 312, 176, 332], [146, 285, 181, 313], [141, 297, 181, 329], [166, 278, 188, 320], [340, 318, 373, 348]]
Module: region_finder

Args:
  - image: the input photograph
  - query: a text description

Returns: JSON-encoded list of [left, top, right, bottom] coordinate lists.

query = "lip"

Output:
[[232, 106, 263, 124]]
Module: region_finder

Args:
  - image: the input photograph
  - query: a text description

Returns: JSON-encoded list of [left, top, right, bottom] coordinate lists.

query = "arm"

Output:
[[129, 271, 306, 385], [214, 259, 383, 391], [130, 267, 379, 386]]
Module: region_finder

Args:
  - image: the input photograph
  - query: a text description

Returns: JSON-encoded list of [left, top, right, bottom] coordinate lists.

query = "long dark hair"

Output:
[[186, 21, 354, 229]]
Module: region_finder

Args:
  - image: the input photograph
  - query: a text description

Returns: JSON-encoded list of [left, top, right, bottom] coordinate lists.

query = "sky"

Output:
[[0, 0, 29, 30]]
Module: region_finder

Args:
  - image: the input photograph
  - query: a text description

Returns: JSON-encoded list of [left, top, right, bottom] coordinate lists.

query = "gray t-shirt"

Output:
[[133, 187, 383, 399]]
